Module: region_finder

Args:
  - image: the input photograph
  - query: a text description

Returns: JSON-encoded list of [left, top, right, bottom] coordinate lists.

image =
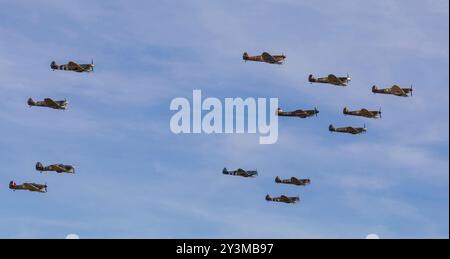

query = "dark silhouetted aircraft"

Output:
[[343, 107, 381, 119], [223, 168, 258, 178], [9, 181, 47, 193], [36, 162, 75, 174], [329, 124, 367, 135], [372, 85, 412, 97], [309, 74, 351, 86], [243, 52, 286, 65], [276, 107, 319, 118], [265, 194, 299, 204], [28, 98, 68, 110]]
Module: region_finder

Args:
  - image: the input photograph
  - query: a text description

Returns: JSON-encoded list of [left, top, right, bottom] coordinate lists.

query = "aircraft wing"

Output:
[[44, 98, 61, 108], [294, 109, 306, 114], [391, 85, 406, 95], [280, 195, 290, 202], [346, 127, 358, 134], [23, 183, 40, 191], [67, 61, 82, 70], [328, 74, 344, 85], [359, 109, 373, 117], [52, 164, 66, 171], [261, 52, 277, 63]]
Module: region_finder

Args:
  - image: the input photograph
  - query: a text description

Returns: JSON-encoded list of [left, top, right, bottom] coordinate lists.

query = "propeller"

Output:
[[91, 59, 95, 72], [314, 107, 319, 117], [410, 84, 413, 96], [379, 107, 382, 118]]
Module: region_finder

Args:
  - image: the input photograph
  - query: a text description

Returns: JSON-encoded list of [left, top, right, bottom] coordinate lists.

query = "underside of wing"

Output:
[[261, 52, 277, 63]]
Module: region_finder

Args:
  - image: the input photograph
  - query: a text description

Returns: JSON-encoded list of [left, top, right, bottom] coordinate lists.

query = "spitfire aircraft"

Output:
[[343, 107, 381, 119], [372, 85, 413, 97], [329, 124, 367, 135], [28, 98, 68, 110], [265, 194, 299, 204], [9, 181, 47, 193], [275, 176, 311, 186], [223, 168, 258, 178], [50, 60, 95, 73], [276, 107, 319, 118], [308, 74, 351, 86], [242, 52, 286, 65], [36, 162, 75, 174]]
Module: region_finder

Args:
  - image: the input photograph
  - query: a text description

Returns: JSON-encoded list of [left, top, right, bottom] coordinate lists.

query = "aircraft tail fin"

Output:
[[50, 61, 57, 69], [329, 124, 335, 132], [275, 176, 281, 183], [372, 85, 378, 93], [27, 98, 35, 106], [222, 168, 228, 174], [308, 74, 315, 82], [242, 52, 249, 60], [36, 162, 44, 171], [343, 107, 348, 114], [265, 194, 271, 201], [9, 181, 16, 188]]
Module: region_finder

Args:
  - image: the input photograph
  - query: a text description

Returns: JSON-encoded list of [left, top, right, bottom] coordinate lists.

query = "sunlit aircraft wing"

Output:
[[328, 74, 343, 85], [261, 52, 277, 63], [44, 98, 60, 108], [53, 164, 66, 171], [359, 109, 373, 117], [23, 183, 40, 191], [391, 85, 406, 95], [67, 61, 82, 70]]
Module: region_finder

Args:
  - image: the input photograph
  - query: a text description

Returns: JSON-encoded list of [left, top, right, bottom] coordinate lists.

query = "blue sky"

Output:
[[0, 0, 448, 238]]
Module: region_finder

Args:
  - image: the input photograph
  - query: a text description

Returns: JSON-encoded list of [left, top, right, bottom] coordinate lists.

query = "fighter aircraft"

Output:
[[275, 176, 311, 186], [276, 107, 319, 118], [9, 181, 47, 193], [372, 85, 413, 97], [36, 162, 75, 174], [329, 124, 367, 135], [265, 194, 299, 204], [223, 168, 258, 178], [343, 107, 381, 119], [242, 52, 286, 65], [50, 60, 95, 73], [308, 74, 351, 86], [27, 98, 68, 110]]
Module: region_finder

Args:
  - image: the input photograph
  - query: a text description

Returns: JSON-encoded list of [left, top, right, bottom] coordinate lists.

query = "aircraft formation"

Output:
[[10, 54, 413, 206], [219, 52, 413, 204], [9, 60, 88, 193]]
